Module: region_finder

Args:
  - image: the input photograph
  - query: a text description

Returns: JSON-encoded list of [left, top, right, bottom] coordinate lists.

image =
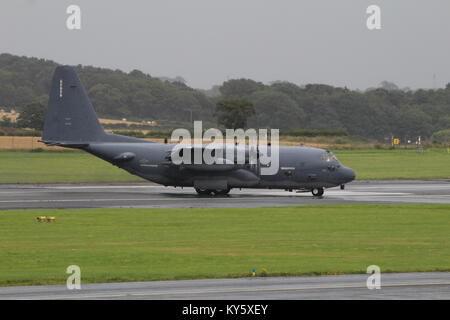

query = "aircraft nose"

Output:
[[341, 167, 356, 183]]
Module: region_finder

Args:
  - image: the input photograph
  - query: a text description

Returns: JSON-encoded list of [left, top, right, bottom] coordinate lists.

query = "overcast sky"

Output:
[[1, 0, 449, 90]]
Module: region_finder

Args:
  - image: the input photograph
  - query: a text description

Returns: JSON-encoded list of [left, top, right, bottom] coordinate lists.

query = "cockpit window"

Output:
[[321, 151, 338, 163]]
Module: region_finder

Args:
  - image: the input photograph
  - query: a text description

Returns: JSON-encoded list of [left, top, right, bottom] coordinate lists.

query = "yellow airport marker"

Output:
[[36, 216, 56, 223]]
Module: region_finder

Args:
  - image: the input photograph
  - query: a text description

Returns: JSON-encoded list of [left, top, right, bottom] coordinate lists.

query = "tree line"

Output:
[[0, 53, 214, 124], [1, 53, 449, 141], [217, 79, 450, 141]]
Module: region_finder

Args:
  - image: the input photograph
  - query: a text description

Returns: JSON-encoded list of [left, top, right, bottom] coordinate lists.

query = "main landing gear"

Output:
[[311, 187, 324, 197], [195, 187, 231, 196]]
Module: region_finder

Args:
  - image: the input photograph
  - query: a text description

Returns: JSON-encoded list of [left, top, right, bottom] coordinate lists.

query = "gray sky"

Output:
[[1, 0, 449, 89]]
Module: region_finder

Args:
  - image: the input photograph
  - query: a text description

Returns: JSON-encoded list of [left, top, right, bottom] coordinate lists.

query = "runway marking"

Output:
[[130, 281, 450, 297], [0, 197, 297, 204], [0, 198, 199, 203], [22, 281, 450, 300], [0, 191, 413, 198], [325, 192, 410, 196], [356, 185, 450, 189], [48, 185, 163, 189], [0, 185, 161, 190], [0, 193, 418, 204], [2, 182, 450, 208]]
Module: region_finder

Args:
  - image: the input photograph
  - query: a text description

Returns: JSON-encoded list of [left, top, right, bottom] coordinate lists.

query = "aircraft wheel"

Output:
[[311, 187, 324, 197], [213, 188, 231, 196], [195, 188, 213, 196]]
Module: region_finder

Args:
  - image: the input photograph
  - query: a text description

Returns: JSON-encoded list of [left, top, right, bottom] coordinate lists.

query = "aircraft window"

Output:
[[321, 152, 338, 163]]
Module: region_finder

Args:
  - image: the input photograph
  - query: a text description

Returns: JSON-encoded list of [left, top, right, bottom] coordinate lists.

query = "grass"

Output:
[[0, 204, 449, 286], [0, 149, 449, 183], [0, 151, 144, 183], [335, 149, 450, 180]]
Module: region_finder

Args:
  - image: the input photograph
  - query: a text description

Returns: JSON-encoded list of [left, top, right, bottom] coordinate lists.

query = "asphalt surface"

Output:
[[1, 180, 449, 300], [0, 180, 449, 209], [0, 273, 448, 300]]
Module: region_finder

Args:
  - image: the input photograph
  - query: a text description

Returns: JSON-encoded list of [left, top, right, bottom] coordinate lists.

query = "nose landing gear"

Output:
[[311, 187, 324, 197]]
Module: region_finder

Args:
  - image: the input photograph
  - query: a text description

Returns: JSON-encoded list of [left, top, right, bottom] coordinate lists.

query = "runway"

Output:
[[0, 272, 448, 300], [1, 182, 449, 300], [0, 180, 449, 209]]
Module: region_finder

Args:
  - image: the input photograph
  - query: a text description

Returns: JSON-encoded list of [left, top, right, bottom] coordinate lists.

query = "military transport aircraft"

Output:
[[41, 66, 355, 196]]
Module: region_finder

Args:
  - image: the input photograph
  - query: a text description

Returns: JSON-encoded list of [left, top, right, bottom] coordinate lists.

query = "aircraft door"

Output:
[[248, 145, 261, 177]]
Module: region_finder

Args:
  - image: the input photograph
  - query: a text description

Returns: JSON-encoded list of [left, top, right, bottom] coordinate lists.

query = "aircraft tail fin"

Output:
[[42, 65, 105, 145]]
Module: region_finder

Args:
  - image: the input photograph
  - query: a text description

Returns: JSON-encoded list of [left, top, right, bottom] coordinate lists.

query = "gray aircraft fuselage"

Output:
[[42, 66, 355, 195], [86, 141, 355, 191]]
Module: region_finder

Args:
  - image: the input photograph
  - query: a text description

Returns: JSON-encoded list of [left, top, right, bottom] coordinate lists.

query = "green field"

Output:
[[0, 205, 449, 286], [0, 149, 449, 183], [336, 149, 450, 180], [0, 151, 143, 183]]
